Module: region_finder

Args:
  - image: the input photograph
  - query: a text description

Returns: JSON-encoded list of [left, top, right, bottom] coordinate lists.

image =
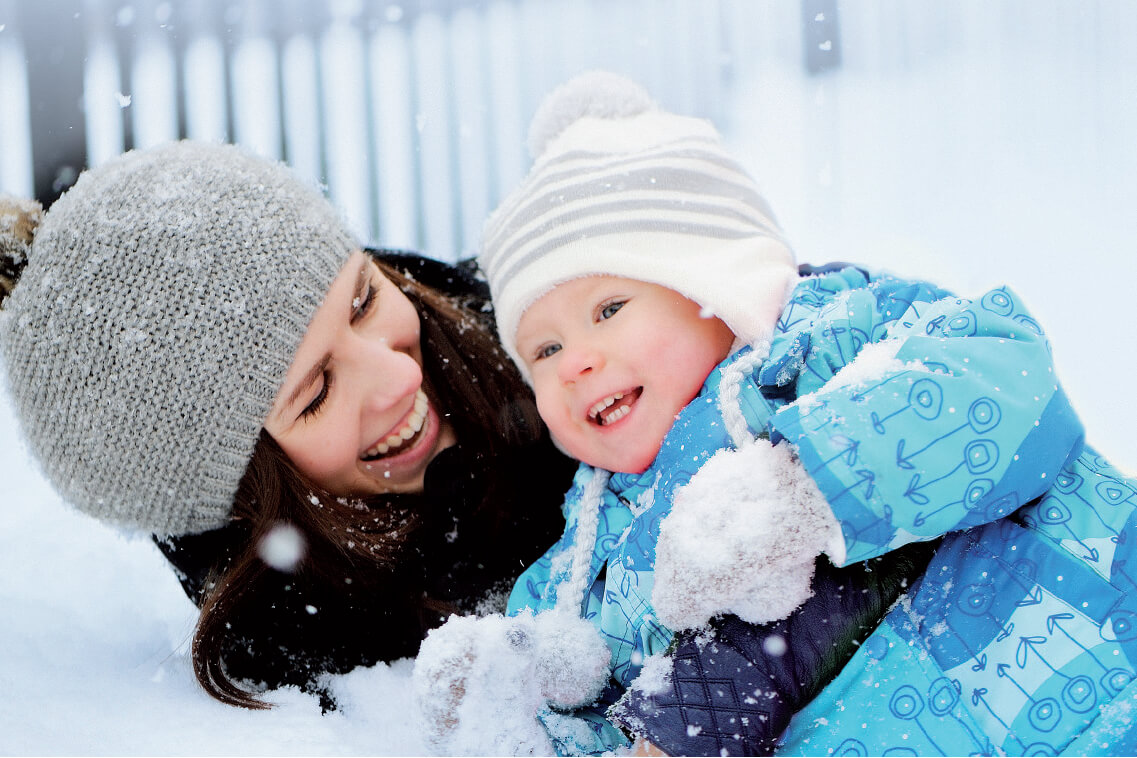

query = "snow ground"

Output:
[[2, 16, 1136, 757]]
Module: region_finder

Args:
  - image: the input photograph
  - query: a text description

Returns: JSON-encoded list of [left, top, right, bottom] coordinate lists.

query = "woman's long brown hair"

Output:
[[192, 259, 545, 708]]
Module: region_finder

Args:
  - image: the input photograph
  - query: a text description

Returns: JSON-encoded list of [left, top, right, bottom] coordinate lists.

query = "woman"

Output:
[[0, 140, 573, 709]]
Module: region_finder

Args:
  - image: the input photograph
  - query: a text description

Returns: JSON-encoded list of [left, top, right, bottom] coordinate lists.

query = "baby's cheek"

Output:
[[534, 399, 579, 454]]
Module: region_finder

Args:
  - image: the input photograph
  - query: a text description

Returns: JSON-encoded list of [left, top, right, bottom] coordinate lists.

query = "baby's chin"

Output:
[[571, 440, 662, 476]]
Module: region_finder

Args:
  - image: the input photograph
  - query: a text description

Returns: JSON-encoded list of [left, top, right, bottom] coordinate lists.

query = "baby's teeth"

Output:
[[589, 392, 624, 419], [606, 405, 630, 424]]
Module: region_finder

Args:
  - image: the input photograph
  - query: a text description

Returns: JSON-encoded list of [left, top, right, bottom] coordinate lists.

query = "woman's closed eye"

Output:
[[301, 372, 333, 419], [298, 277, 374, 420]]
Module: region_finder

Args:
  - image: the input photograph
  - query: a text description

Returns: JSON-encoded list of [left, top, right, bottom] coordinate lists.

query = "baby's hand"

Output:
[[652, 441, 844, 630], [412, 610, 610, 756]]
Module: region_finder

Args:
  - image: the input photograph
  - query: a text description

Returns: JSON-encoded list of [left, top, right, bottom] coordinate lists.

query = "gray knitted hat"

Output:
[[0, 141, 356, 535], [479, 71, 797, 377]]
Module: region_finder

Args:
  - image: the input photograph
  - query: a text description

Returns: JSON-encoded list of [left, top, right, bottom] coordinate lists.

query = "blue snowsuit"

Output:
[[507, 266, 939, 754], [614, 266, 1137, 756]]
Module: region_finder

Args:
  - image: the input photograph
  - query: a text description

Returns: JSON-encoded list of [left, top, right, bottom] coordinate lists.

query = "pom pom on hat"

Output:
[[527, 70, 657, 159]]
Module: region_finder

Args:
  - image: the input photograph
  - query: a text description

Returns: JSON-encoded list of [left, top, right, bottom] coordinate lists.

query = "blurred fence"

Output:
[[4, 1, 1132, 259], [0, 0, 842, 259]]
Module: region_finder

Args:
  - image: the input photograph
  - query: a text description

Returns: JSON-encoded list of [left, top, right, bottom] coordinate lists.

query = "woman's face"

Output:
[[264, 251, 456, 496]]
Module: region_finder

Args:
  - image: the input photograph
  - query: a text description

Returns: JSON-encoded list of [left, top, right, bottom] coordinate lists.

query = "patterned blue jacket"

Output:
[[513, 266, 1137, 756], [505, 267, 935, 754], [749, 269, 1137, 756]]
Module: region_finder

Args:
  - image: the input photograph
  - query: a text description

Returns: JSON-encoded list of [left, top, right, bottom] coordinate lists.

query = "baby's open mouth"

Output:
[[588, 388, 643, 426], [362, 389, 429, 460]]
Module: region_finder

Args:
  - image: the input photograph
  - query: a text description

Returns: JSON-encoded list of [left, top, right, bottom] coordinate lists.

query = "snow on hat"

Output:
[[0, 141, 356, 535], [479, 70, 797, 375]]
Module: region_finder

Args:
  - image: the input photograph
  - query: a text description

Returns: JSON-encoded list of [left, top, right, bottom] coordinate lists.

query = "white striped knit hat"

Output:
[[0, 141, 356, 535], [479, 71, 797, 374]]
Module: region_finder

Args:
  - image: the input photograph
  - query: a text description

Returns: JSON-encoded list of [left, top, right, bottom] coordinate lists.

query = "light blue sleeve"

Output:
[[768, 281, 1085, 564]]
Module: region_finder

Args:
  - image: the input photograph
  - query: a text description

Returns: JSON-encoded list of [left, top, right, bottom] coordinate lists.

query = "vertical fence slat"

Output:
[[485, 0, 526, 209], [183, 33, 229, 144], [231, 35, 281, 159], [230, 0, 282, 160], [130, 40, 179, 148], [412, 9, 457, 261], [181, 2, 229, 145], [370, 17, 419, 250], [449, 5, 491, 259], [0, 16, 33, 196], [280, 31, 323, 187], [320, 11, 373, 240], [82, 7, 126, 168]]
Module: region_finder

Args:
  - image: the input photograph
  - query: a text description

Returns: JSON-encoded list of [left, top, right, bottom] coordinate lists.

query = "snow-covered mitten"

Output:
[[412, 610, 611, 756], [652, 441, 846, 630]]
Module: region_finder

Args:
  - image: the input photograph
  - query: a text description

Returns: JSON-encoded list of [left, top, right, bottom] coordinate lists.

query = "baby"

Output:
[[417, 71, 1137, 757], [412, 71, 936, 756]]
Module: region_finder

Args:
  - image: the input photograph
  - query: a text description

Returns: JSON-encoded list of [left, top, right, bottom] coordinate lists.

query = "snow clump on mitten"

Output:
[[529, 608, 612, 709], [652, 441, 845, 629], [412, 610, 610, 756]]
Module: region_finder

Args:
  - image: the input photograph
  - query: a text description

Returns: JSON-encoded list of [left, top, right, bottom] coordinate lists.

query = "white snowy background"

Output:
[[2, 2, 1136, 754]]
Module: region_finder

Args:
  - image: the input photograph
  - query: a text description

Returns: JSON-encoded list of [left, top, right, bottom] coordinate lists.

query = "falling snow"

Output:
[[1, 4, 1135, 754]]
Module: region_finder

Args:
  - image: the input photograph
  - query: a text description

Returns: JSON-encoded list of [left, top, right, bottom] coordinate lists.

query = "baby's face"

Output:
[[516, 275, 735, 474]]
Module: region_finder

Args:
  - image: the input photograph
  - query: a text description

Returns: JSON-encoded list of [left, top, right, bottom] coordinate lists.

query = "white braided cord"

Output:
[[718, 341, 770, 449], [555, 468, 610, 613]]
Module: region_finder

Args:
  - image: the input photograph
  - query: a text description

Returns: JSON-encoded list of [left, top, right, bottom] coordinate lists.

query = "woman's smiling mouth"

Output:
[[362, 389, 429, 460], [588, 387, 643, 426]]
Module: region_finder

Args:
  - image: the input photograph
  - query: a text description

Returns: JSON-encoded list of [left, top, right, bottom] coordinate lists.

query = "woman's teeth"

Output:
[[363, 389, 429, 459]]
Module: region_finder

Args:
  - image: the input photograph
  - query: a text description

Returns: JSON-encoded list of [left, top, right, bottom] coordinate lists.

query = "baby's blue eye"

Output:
[[599, 300, 625, 320], [536, 343, 562, 360]]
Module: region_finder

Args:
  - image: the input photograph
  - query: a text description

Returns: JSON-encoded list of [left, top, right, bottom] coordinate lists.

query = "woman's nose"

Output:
[[557, 343, 604, 384], [349, 335, 423, 412]]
